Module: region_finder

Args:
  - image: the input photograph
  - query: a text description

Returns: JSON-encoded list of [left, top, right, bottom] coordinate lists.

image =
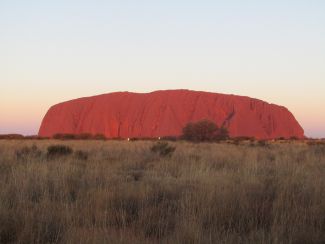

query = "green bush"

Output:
[[182, 120, 229, 142]]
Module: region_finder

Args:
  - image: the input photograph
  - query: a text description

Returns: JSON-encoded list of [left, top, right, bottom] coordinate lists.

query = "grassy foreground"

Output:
[[0, 140, 325, 244]]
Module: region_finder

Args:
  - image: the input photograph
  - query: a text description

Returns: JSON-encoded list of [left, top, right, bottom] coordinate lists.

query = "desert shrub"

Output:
[[250, 140, 256, 147], [53, 133, 76, 140], [137, 137, 156, 141], [53, 133, 106, 140], [277, 137, 286, 141], [74, 150, 89, 160], [234, 136, 255, 141], [23, 135, 45, 140], [93, 134, 106, 140], [307, 140, 325, 146], [232, 138, 241, 145], [182, 120, 217, 142], [182, 120, 229, 142], [15, 145, 42, 161], [161, 136, 178, 141], [258, 140, 268, 147], [214, 126, 229, 141], [0, 134, 24, 140], [47, 145, 73, 159], [129, 137, 139, 141], [111, 137, 123, 141], [75, 133, 93, 140], [231, 137, 256, 146], [150, 142, 176, 157]]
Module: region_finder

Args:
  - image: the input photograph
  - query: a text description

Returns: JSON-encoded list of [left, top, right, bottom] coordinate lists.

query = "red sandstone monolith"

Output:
[[38, 90, 304, 139]]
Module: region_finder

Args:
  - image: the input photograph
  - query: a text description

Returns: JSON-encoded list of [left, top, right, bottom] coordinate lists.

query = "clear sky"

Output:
[[1, 0, 324, 138]]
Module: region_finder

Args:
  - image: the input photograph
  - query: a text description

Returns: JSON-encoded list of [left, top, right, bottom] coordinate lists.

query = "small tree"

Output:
[[182, 120, 229, 142]]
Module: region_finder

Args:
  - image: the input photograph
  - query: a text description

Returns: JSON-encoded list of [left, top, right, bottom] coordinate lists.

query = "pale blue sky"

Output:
[[1, 0, 324, 137]]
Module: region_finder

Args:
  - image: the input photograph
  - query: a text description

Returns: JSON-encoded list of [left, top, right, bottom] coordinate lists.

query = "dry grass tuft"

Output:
[[150, 141, 176, 157]]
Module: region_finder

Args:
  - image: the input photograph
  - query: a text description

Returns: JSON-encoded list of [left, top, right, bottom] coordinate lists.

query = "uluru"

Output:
[[38, 90, 304, 139]]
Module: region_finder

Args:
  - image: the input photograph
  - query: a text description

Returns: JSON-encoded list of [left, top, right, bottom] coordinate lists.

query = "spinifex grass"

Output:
[[0, 140, 324, 243]]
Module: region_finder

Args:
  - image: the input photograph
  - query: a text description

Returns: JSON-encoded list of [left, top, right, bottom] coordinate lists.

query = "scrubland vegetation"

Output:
[[0, 139, 325, 243]]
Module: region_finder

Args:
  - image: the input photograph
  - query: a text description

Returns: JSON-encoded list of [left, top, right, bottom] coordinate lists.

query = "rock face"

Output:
[[39, 90, 304, 139]]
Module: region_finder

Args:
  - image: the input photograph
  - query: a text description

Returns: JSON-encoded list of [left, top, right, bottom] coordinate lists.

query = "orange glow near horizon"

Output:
[[1, 89, 324, 138]]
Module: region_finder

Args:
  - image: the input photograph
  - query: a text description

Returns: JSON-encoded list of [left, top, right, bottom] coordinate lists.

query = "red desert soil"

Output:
[[39, 90, 304, 139]]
